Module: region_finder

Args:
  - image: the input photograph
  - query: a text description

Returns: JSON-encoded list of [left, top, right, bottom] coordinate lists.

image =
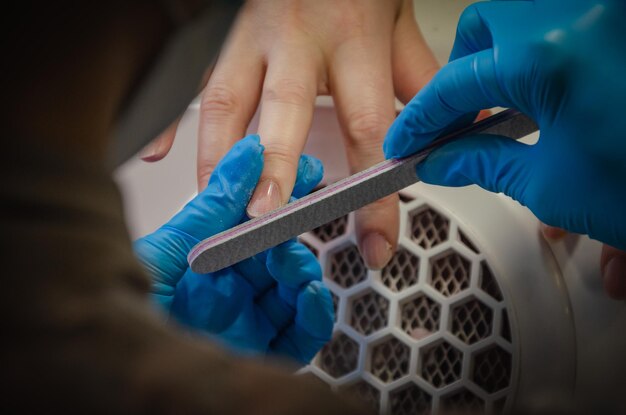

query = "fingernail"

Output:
[[361, 233, 393, 270], [603, 257, 626, 300], [139, 141, 160, 161], [247, 179, 282, 218]]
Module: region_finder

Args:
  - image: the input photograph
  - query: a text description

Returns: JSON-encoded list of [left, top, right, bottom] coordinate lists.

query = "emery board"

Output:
[[189, 109, 538, 274]]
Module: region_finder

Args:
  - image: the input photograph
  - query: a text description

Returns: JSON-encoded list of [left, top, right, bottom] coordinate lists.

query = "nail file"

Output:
[[189, 109, 538, 274]]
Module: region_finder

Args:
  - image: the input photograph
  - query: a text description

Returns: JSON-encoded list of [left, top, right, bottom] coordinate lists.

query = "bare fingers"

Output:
[[331, 24, 399, 270]]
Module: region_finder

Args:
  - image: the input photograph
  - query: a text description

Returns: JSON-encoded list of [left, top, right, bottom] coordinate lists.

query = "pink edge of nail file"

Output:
[[189, 109, 538, 274]]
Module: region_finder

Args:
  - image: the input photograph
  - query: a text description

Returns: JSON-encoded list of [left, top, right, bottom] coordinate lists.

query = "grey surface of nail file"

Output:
[[189, 109, 538, 273]]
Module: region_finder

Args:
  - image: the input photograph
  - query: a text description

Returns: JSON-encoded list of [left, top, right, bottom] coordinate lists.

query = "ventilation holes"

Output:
[[382, 248, 420, 292], [430, 251, 472, 297], [341, 381, 380, 413], [389, 383, 432, 415], [349, 290, 389, 336], [409, 207, 449, 249], [329, 244, 367, 289], [312, 215, 348, 242], [480, 261, 503, 301], [451, 298, 493, 344], [331, 291, 339, 322], [369, 337, 410, 383], [440, 388, 484, 413], [472, 346, 512, 394], [420, 341, 462, 388], [458, 230, 479, 254], [501, 310, 512, 342], [317, 331, 359, 378], [400, 294, 440, 340], [302, 196, 516, 414]]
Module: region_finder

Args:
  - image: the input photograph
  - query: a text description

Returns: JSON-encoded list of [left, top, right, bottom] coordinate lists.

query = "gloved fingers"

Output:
[[450, 0, 533, 61], [214, 300, 277, 357], [134, 233, 191, 296], [449, 2, 503, 62], [196, 12, 265, 190], [246, 41, 322, 218], [167, 135, 264, 246], [384, 49, 512, 159], [234, 240, 312, 304], [391, 0, 440, 104], [416, 134, 533, 203], [256, 288, 295, 335], [255, 241, 323, 330], [295, 281, 335, 342], [449, 4, 491, 62], [266, 239, 322, 289], [234, 254, 275, 293], [292, 154, 324, 199], [137, 136, 263, 284], [170, 268, 254, 333], [270, 281, 334, 364], [600, 244, 626, 300], [330, 28, 399, 270]]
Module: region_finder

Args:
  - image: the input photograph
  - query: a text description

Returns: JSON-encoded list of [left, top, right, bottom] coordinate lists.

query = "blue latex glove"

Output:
[[134, 135, 333, 363], [384, 0, 626, 251]]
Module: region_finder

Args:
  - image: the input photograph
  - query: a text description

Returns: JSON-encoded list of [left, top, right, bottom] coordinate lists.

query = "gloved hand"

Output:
[[134, 135, 333, 363], [384, 0, 626, 294]]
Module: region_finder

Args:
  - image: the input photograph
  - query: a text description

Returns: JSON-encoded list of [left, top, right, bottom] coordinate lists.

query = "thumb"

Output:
[[417, 134, 533, 204], [134, 135, 264, 290], [167, 134, 264, 240]]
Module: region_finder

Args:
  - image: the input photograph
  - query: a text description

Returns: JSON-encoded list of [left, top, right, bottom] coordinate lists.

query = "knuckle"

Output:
[[200, 83, 241, 117], [262, 141, 300, 172], [263, 79, 313, 107], [345, 108, 391, 148], [323, 2, 364, 38]]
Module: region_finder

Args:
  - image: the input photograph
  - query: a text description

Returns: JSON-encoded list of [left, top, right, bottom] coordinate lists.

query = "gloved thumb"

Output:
[[416, 134, 533, 204], [167, 134, 264, 241], [134, 135, 264, 299]]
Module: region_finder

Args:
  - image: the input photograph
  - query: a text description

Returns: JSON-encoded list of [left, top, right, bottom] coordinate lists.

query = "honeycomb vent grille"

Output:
[[400, 294, 440, 340], [329, 244, 367, 289], [318, 332, 359, 379], [349, 291, 389, 336], [370, 337, 411, 383], [381, 248, 420, 292], [299, 192, 516, 414]]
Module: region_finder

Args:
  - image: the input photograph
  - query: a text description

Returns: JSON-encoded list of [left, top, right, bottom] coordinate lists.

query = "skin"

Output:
[[142, 0, 440, 270]]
